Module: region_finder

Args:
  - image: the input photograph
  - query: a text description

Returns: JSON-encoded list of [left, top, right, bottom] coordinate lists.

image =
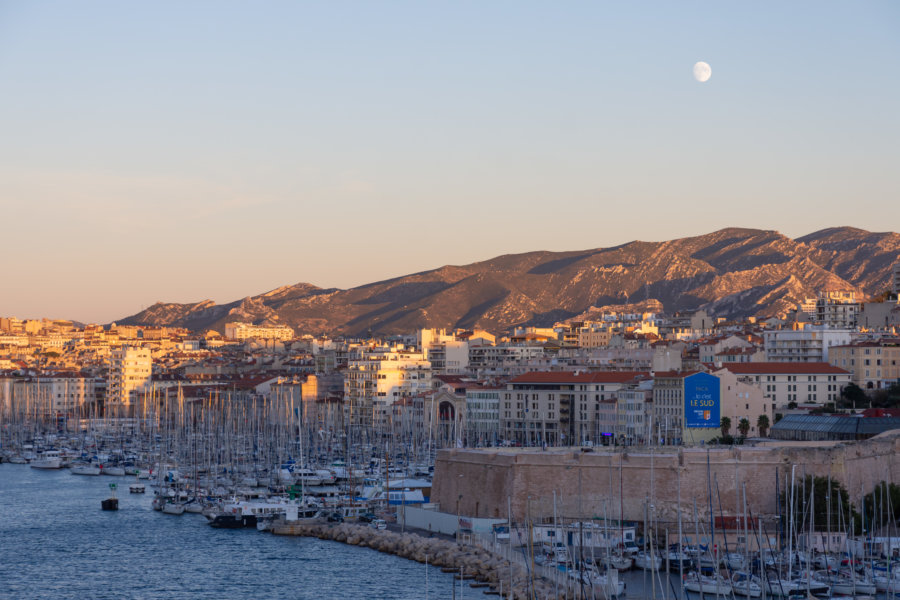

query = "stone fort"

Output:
[[431, 431, 900, 526]]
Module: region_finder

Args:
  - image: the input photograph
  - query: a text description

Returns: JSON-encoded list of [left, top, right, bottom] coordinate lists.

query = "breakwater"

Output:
[[273, 521, 561, 599]]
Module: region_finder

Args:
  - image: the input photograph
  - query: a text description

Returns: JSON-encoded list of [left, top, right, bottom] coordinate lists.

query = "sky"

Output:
[[1, 1, 898, 324]]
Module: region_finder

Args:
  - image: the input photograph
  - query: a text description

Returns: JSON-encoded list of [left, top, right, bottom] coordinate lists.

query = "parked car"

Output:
[[327, 512, 344, 523], [358, 512, 377, 523], [370, 519, 387, 530]]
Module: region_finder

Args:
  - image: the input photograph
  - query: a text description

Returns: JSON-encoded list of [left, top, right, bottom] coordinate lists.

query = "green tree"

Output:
[[841, 383, 867, 410], [780, 475, 857, 532], [757, 414, 770, 437], [859, 482, 900, 535], [737, 418, 750, 437], [720, 416, 732, 438]]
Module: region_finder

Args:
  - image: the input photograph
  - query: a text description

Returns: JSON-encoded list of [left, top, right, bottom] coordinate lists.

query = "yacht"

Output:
[[30, 450, 63, 469]]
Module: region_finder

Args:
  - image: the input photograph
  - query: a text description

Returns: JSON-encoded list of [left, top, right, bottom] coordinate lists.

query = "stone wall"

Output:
[[431, 431, 900, 527]]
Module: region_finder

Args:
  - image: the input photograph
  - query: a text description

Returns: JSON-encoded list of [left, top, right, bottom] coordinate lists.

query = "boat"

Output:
[[633, 550, 662, 571], [71, 463, 101, 476], [731, 571, 762, 598], [101, 465, 126, 476], [161, 501, 186, 515], [765, 573, 802, 598], [30, 451, 63, 469], [683, 571, 733, 595]]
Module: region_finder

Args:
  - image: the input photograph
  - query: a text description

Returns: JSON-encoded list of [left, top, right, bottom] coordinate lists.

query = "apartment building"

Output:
[[829, 339, 900, 390], [763, 326, 852, 362], [615, 378, 653, 445], [717, 362, 850, 409], [107, 346, 152, 408], [343, 346, 431, 429], [502, 371, 648, 446], [816, 291, 860, 329], [654, 369, 769, 445], [224, 322, 294, 341], [465, 387, 502, 446]]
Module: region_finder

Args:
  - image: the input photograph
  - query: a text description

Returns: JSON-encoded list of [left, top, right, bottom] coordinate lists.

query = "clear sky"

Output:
[[1, 1, 898, 324]]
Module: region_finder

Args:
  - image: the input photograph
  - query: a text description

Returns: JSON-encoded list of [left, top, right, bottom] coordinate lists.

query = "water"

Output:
[[0, 465, 458, 599]]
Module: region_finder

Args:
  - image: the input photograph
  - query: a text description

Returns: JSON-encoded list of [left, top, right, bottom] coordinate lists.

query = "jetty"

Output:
[[272, 521, 562, 599]]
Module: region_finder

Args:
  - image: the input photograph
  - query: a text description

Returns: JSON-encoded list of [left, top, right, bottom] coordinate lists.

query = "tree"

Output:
[[720, 416, 732, 438], [780, 475, 857, 532], [860, 481, 900, 535], [841, 383, 867, 410], [737, 418, 750, 437], [757, 414, 770, 437]]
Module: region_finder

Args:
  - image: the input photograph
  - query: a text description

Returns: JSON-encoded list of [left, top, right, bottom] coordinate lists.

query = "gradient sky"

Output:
[[1, 1, 898, 324]]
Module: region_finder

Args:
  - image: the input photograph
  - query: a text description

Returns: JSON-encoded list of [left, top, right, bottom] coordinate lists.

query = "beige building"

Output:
[[829, 339, 900, 390], [224, 322, 294, 341], [717, 362, 850, 409], [654, 369, 770, 445], [107, 346, 152, 408]]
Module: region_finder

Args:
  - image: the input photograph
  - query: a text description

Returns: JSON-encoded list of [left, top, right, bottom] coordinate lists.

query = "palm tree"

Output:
[[757, 414, 770, 437], [720, 416, 732, 438], [738, 418, 751, 438]]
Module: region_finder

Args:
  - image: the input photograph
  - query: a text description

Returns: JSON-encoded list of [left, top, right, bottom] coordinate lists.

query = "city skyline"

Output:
[[1, 2, 898, 323]]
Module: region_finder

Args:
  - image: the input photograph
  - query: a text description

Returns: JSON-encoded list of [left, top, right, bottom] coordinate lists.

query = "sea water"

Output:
[[0, 464, 459, 599]]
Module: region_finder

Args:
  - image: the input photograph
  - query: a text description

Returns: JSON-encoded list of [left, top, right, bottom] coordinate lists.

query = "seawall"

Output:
[[431, 431, 900, 524]]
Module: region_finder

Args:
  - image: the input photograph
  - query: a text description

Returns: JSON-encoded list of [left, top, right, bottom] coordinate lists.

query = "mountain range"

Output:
[[117, 227, 900, 336]]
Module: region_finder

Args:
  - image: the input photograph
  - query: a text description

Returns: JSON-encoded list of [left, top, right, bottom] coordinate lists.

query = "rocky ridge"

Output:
[[117, 227, 900, 336]]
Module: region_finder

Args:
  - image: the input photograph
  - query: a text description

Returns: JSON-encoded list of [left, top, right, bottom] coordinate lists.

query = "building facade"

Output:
[[107, 346, 152, 408], [763, 327, 852, 362], [829, 339, 900, 390]]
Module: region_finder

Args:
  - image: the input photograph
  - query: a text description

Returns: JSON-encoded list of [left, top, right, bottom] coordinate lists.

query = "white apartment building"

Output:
[[425, 340, 469, 374], [717, 362, 850, 410], [615, 379, 653, 445], [763, 326, 852, 362], [37, 374, 102, 412], [344, 346, 431, 429], [224, 322, 294, 341], [465, 387, 502, 446], [816, 291, 860, 329], [107, 346, 152, 408], [468, 344, 545, 377]]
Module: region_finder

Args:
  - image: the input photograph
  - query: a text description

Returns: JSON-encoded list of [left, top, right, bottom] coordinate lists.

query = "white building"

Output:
[[763, 326, 852, 362], [465, 387, 502, 446], [107, 346, 152, 408], [615, 378, 653, 445], [344, 345, 432, 429], [716, 362, 850, 410], [815, 291, 860, 329]]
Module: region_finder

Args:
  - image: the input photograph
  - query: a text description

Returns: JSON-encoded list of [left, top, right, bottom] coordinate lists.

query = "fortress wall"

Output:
[[431, 432, 900, 525]]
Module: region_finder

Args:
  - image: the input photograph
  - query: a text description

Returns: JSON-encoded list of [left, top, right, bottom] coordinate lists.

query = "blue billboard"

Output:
[[684, 372, 720, 428]]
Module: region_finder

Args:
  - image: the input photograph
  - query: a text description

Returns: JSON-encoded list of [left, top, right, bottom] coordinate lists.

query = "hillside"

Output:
[[117, 227, 900, 336]]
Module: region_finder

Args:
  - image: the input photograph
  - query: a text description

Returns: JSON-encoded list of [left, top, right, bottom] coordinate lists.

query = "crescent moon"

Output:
[[693, 61, 711, 83]]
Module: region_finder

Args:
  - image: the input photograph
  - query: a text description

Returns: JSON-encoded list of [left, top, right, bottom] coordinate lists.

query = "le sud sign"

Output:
[[684, 372, 720, 428]]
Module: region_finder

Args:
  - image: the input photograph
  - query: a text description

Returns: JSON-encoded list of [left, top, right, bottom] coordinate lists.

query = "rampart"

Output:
[[431, 431, 900, 525]]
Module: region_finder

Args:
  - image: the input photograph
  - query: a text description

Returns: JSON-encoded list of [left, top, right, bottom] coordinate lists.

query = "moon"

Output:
[[693, 61, 712, 83]]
